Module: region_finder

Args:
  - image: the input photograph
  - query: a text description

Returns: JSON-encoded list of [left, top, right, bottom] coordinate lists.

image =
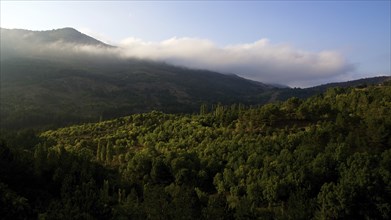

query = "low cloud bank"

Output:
[[3, 29, 354, 87], [116, 37, 354, 86]]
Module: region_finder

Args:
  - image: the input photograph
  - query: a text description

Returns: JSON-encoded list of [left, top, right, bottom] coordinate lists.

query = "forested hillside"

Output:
[[0, 28, 274, 130], [2, 28, 389, 131], [1, 83, 391, 219]]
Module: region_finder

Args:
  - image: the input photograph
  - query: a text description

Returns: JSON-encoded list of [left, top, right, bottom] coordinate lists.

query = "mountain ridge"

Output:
[[1, 27, 112, 47], [1, 28, 275, 130], [309, 76, 390, 91], [1, 27, 389, 130]]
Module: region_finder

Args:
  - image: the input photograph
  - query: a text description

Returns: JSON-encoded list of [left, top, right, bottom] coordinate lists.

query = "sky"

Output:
[[1, 1, 390, 87]]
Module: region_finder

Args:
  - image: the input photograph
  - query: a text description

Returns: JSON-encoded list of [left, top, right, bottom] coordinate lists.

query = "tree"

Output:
[[106, 141, 113, 164], [96, 140, 102, 161]]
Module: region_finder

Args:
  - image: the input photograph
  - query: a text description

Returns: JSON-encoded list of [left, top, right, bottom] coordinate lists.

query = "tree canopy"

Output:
[[1, 83, 390, 219]]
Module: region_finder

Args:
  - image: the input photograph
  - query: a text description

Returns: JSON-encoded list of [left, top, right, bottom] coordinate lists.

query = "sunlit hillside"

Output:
[[2, 83, 390, 219]]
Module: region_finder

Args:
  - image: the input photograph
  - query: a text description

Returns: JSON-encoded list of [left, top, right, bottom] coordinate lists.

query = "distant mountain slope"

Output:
[[1, 27, 389, 130], [1, 27, 111, 47], [0, 28, 274, 130], [309, 76, 390, 91], [1, 27, 113, 62], [274, 76, 391, 101]]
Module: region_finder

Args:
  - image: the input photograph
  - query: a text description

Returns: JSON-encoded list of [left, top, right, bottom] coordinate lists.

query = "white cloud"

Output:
[[115, 37, 354, 87], [7, 27, 353, 87], [78, 27, 114, 45]]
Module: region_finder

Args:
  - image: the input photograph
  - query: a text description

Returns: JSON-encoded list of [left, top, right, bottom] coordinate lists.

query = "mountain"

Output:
[[1, 27, 389, 130], [273, 76, 391, 101], [0, 27, 111, 47], [1, 28, 390, 220], [0, 27, 113, 62], [308, 76, 390, 91], [0, 28, 275, 130]]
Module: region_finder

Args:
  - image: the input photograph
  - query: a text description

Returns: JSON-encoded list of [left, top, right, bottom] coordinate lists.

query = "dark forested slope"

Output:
[[1, 83, 390, 219], [1, 28, 389, 131], [1, 28, 275, 130]]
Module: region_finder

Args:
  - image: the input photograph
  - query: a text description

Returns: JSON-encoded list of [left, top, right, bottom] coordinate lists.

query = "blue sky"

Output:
[[1, 1, 390, 87]]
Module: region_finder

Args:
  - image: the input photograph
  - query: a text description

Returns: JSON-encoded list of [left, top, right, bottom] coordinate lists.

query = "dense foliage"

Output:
[[1, 83, 391, 219]]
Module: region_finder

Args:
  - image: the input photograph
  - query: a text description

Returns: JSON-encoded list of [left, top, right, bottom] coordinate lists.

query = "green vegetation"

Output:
[[1, 83, 390, 219], [2, 53, 388, 131], [0, 27, 274, 130], [0, 56, 275, 130], [2, 27, 389, 131]]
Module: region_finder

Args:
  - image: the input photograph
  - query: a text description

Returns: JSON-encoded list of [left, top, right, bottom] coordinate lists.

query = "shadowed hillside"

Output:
[[1, 28, 276, 130], [1, 28, 389, 130]]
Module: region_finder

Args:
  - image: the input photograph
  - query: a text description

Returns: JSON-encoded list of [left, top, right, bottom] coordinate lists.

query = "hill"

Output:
[[1, 83, 390, 219], [0, 28, 274, 130], [1, 27, 107, 43], [308, 76, 390, 91], [1, 27, 389, 130], [274, 76, 390, 101], [0, 27, 111, 53]]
